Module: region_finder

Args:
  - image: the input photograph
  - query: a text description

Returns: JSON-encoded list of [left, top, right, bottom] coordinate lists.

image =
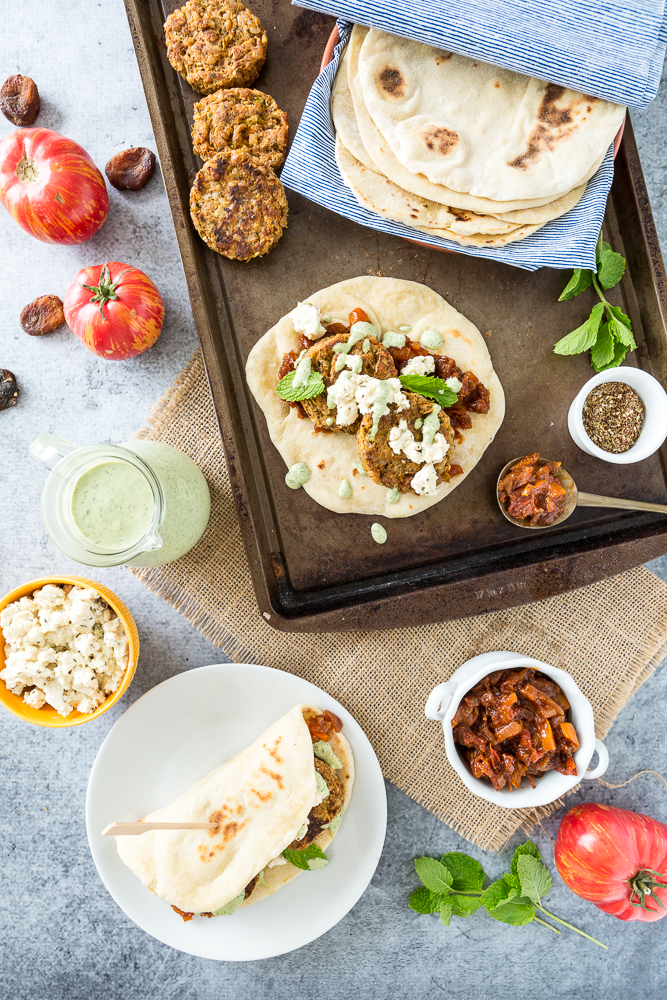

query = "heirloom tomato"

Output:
[[0, 128, 108, 244], [555, 803, 667, 922], [63, 262, 164, 360]]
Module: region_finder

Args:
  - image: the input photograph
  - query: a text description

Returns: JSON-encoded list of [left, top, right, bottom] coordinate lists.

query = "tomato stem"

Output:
[[536, 904, 608, 949], [628, 869, 667, 911], [81, 263, 128, 318]]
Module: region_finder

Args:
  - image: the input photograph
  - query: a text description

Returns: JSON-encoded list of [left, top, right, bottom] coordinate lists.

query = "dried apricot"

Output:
[[20, 295, 65, 336], [0, 75, 40, 126], [105, 147, 156, 190], [0, 370, 19, 410]]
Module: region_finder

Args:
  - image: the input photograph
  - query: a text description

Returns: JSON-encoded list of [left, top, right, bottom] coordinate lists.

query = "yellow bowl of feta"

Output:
[[0, 576, 139, 727]]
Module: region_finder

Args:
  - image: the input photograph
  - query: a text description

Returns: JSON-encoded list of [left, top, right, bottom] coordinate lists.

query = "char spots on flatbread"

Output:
[[509, 84, 583, 170], [378, 66, 406, 98], [200, 819, 248, 860], [259, 764, 285, 788], [263, 736, 284, 764], [422, 125, 459, 156], [435, 52, 452, 64]]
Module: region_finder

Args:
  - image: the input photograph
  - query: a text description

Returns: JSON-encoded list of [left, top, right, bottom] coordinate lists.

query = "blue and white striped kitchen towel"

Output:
[[281, 23, 618, 272], [292, 0, 666, 110]]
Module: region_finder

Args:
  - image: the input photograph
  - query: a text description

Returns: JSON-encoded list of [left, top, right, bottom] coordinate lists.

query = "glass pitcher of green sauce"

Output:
[[30, 434, 211, 568]]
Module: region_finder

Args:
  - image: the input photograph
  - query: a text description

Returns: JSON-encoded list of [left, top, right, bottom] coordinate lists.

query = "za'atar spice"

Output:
[[582, 381, 645, 453]]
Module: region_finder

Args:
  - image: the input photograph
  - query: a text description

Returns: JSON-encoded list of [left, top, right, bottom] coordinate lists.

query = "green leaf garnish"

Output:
[[276, 368, 325, 402], [489, 899, 536, 926], [480, 874, 519, 912], [449, 894, 483, 918], [407, 839, 607, 948], [510, 840, 541, 878], [517, 855, 553, 905], [282, 844, 329, 870], [414, 856, 454, 893], [399, 374, 458, 407], [590, 322, 616, 370], [554, 229, 635, 371], [558, 268, 593, 301], [553, 301, 603, 356], [596, 240, 626, 290], [440, 852, 486, 893], [409, 886, 447, 914]]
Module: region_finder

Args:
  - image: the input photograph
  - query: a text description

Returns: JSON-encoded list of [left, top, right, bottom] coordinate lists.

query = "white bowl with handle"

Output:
[[425, 651, 608, 808]]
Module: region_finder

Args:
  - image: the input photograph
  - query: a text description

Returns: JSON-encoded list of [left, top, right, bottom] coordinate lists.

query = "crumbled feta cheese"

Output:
[[402, 355, 435, 377], [290, 301, 326, 340], [327, 373, 409, 428], [0, 585, 128, 717], [388, 420, 449, 466], [268, 855, 287, 867], [446, 376, 462, 393], [411, 463, 440, 496]]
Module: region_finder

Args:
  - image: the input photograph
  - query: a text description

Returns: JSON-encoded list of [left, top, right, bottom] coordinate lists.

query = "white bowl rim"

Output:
[[439, 653, 602, 809], [568, 367, 667, 465]]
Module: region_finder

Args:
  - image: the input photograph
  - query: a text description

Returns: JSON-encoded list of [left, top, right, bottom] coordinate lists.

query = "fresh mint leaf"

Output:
[[590, 322, 616, 370], [440, 901, 453, 926], [510, 841, 541, 878], [517, 855, 553, 905], [481, 874, 518, 912], [409, 887, 445, 914], [449, 895, 483, 918], [596, 241, 626, 290], [607, 307, 636, 349], [440, 852, 486, 893], [489, 899, 535, 926], [558, 268, 593, 301], [276, 368, 325, 403], [553, 301, 604, 356], [399, 374, 458, 408], [415, 857, 454, 894], [282, 844, 329, 871], [593, 338, 628, 373]]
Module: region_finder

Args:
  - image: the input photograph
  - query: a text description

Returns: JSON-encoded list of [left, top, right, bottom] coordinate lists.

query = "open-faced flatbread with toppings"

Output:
[[116, 705, 354, 919], [245, 276, 505, 518]]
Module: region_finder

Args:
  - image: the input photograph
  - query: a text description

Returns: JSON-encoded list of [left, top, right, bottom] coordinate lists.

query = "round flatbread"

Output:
[[190, 150, 288, 259], [344, 26, 599, 220], [245, 276, 505, 518], [165, 0, 267, 94], [192, 88, 288, 168], [357, 27, 625, 202], [335, 139, 546, 246]]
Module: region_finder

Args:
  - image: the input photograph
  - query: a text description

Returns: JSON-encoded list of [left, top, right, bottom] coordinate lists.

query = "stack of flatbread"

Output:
[[332, 26, 626, 249]]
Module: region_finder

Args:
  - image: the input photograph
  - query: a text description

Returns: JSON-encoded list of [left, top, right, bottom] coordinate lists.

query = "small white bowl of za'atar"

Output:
[[568, 367, 667, 464]]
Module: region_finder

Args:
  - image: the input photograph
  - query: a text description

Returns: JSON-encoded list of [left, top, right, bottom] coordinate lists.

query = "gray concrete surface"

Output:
[[1, 4, 667, 998]]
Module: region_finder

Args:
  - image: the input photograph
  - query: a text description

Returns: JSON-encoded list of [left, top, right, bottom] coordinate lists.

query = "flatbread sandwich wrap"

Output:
[[246, 275, 505, 517], [116, 705, 354, 919]]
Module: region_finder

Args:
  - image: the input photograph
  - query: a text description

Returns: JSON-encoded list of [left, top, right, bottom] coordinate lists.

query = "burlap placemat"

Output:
[[130, 351, 667, 851]]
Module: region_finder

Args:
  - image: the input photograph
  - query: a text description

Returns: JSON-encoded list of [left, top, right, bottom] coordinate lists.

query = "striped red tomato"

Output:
[[555, 803, 667, 922], [63, 262, 164, 360], [0, 128, 108, 245]]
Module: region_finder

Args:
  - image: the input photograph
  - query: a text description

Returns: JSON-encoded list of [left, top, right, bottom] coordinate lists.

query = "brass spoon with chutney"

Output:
[[497, 453, 667, 530]]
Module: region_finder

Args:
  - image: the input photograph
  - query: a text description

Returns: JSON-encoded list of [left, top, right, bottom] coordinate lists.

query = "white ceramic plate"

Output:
[[86, 663, 387, 961]]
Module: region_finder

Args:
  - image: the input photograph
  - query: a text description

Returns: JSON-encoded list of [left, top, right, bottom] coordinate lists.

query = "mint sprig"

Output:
[[282, 844, 329, 870], [409, 841, 608, 948], [554, 230, 636, 373], [399, 374, 458, 407], [276, 368, 325, 402]]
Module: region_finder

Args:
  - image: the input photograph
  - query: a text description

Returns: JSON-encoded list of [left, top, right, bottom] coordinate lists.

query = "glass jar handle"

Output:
[[29, 433, 79, 472]]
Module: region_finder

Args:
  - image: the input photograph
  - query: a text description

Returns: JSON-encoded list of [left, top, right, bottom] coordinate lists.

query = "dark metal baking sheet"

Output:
[[125, 0, 667, 631]]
